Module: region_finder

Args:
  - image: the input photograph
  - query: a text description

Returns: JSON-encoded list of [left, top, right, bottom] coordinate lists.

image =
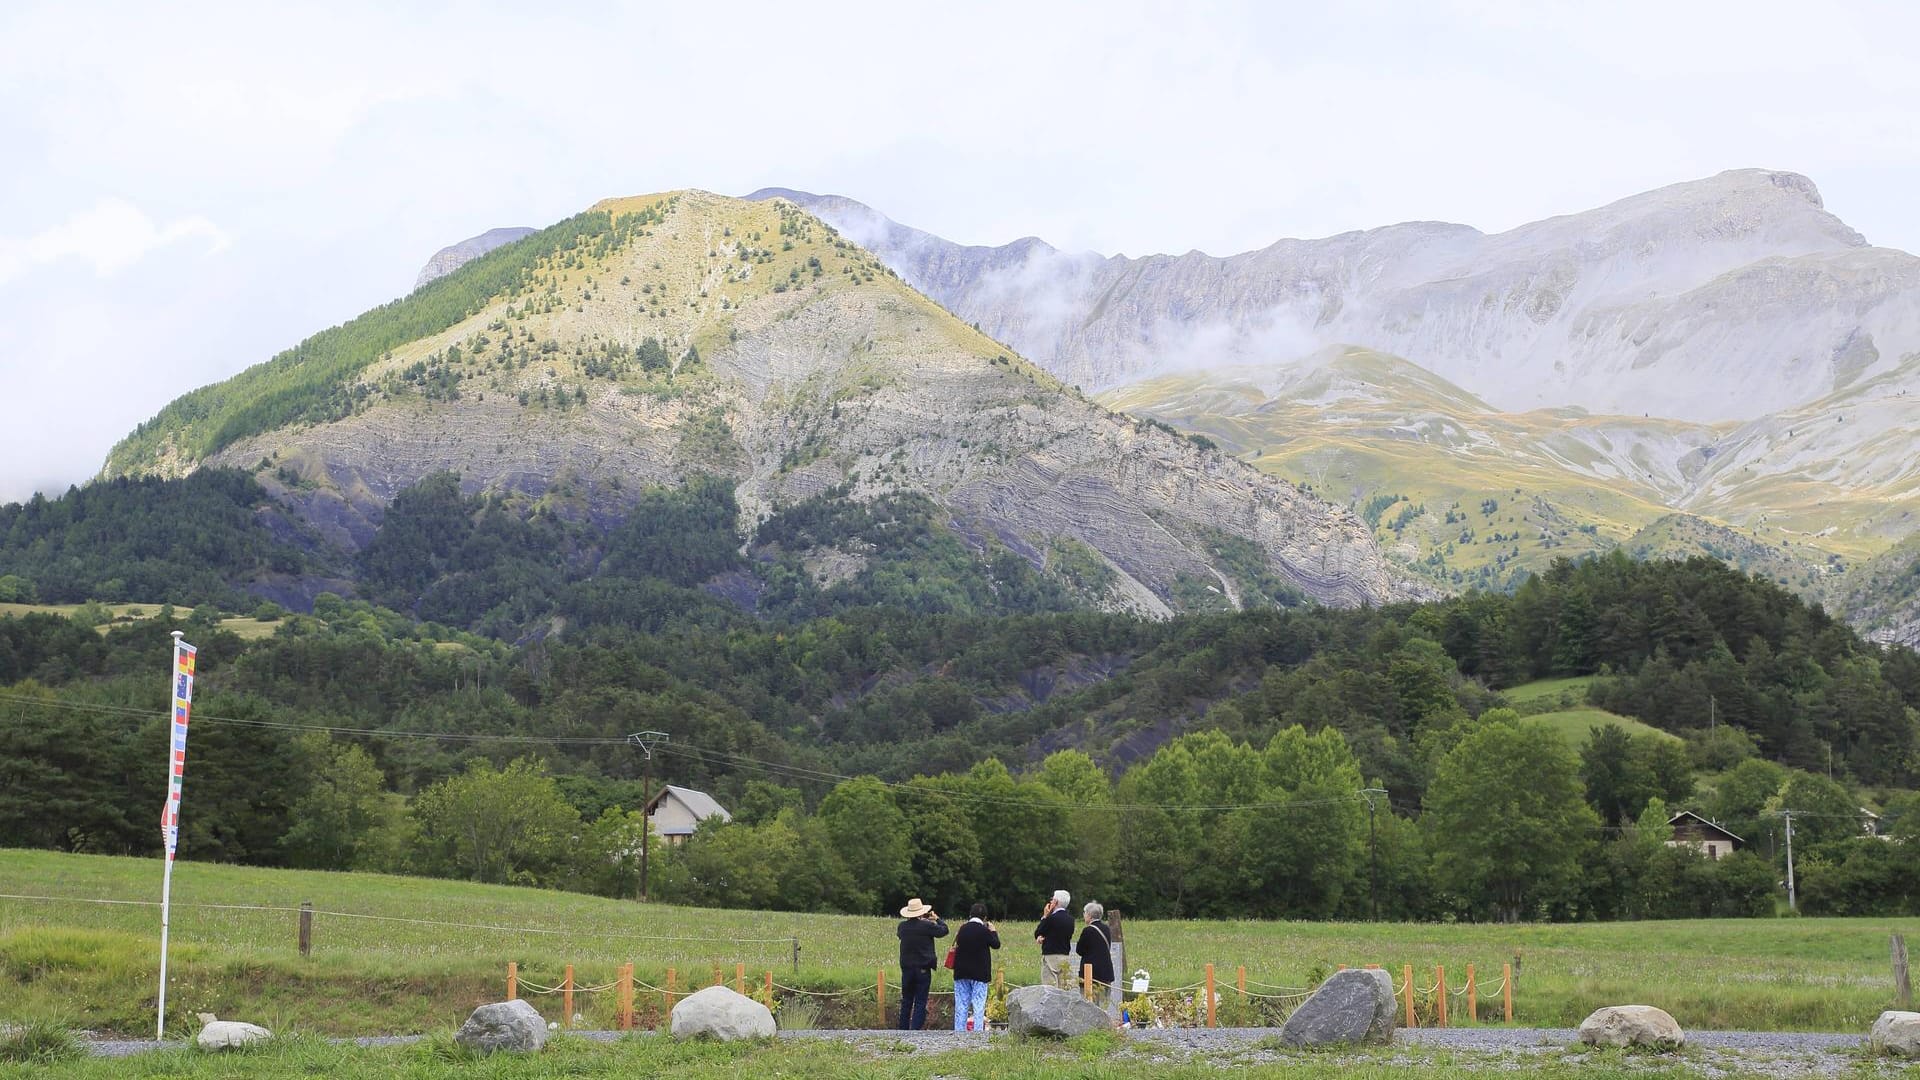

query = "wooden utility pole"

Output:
[[1895, 934, 1913, 1009], [628, 731, 668, 902], [297, 901, 312, 957], [1360, 789, 1386, 919]]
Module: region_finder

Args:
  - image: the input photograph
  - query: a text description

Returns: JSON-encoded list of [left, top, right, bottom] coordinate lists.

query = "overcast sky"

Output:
[[3, 0, 1918, 502]]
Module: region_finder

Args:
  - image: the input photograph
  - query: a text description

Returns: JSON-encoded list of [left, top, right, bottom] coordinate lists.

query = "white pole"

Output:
[[156, 630, 182, 1040]]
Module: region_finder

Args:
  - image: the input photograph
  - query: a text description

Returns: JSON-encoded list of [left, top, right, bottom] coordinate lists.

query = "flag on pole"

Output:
[[161, 639, 196, 860]]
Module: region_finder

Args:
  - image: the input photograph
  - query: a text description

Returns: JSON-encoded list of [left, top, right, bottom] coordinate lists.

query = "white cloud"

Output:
[[0, 198, 229, 284]]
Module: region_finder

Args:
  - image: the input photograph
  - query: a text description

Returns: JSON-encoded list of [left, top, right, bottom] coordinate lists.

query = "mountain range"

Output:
[[104, 192, 1405, 618], [748, 174, 1920, 642]]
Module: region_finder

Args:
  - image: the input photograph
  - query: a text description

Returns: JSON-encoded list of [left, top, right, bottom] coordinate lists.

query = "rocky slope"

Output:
[[107, 193, 1410, 615], [414, 227, 536, 288], [750, 172, 1920, 423]]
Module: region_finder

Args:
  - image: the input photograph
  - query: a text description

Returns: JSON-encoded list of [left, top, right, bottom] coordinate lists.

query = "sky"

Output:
[[3, 0, 1918, 502]]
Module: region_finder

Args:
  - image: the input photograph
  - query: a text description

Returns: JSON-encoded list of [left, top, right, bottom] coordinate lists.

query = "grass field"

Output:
[[1499, 679, 1682, 747], [0, 603, 281, 640], [0, 851, 1913, 1037]]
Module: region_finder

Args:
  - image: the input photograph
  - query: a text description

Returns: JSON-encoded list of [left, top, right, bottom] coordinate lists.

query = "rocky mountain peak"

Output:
[[415, 226, 537, 289]]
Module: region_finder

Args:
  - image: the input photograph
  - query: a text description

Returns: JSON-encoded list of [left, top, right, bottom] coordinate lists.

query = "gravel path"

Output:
[[84, 1025, 1881, 1074]]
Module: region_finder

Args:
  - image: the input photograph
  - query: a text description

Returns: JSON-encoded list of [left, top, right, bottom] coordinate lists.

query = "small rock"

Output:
[[1278, 968, 1396, 1047], [1005, 985, 1113, 1038], [669, 985, 775, 1041], [196, 1019, 272, 1050], [455, 999, 548, 1054], [1871, 1010, 1920, 1056], [1578, 1004, 1685, 1051]]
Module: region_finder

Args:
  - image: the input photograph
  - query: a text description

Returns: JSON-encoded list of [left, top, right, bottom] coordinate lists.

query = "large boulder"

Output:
[[669, 985, 776, 1041], [1577, 1005, 1685, 1050], [1871, 1010, 1920, 1056], [1278, 968, 1396, 1047], [1006, 984, 1113, 1038], [454, 999, 548, 1054], [195, 1018, 272, 1049]]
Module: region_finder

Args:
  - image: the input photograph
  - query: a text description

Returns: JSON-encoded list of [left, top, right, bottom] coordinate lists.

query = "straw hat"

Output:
[[899, 898, 933, 918]]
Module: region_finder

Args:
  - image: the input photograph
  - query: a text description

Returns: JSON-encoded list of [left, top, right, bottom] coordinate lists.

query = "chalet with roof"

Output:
[[644, 785, 731, 845], [1667, 810, 1741, 860]]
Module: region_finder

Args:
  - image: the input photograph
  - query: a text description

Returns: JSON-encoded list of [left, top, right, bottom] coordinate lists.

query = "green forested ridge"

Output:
[[3, 468, 1919, 922], [0, 471, 314, 607]]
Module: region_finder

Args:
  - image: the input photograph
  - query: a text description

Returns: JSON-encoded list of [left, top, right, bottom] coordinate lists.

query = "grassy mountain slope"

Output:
[[1098, 348, 1852, 592], [104, 193, 1405, 614]]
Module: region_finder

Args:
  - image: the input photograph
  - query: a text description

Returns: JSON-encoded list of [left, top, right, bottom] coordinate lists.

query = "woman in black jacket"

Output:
[[951, 902, 1000, 1031], [1075, 901, 1115, 996]]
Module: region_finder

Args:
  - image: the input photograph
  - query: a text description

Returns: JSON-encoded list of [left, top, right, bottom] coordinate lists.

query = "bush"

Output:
[[0, 1019, 82, 1064]]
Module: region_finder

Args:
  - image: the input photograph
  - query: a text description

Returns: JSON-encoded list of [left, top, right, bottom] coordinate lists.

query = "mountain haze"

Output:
[[415, 227, 537, 289], [107, 192, 1406, 615]]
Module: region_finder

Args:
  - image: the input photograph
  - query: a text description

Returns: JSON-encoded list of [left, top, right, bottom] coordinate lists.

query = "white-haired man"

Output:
[[1034, 888, 1075, 988]]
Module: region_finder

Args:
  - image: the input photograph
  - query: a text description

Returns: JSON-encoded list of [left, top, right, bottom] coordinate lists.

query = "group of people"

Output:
[[893, 888, 1115, 1031]]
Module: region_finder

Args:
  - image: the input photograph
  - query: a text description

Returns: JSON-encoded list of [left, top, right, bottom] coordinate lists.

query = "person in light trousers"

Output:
[[950, 902, 1000, 1031]]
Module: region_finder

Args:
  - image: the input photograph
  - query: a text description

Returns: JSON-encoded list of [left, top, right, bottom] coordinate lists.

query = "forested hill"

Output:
[[4, 467, 1919, 919]]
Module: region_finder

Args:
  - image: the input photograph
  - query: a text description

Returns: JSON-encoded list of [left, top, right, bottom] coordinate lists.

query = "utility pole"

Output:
[[628, 731, 669, 902], [1775, 809, 1798, 912], [1360, 788, 1387, 920]]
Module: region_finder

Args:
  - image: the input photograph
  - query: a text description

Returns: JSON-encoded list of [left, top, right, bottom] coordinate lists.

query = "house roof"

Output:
[[1668, 810, 1744, 844], [644, 785, 732, 834]]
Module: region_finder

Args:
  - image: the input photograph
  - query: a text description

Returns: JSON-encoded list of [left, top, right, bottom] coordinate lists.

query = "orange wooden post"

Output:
[[562, 965, 575, 1029], [712, 967, 722, 988], [1237, 965, 1247, 997], [1465, 964, 1476, 1026], [1337, 963, 1347, 970], [765, 970, 773, 1004], [877, 968, 887, 1028], [618, 963, 634, 1031], [1082, 962, 1094, 1001], [1503, 963, 1513, 1023], [996, 965, 1005, 1003], [507, 961, 518, 1001], [1205, 963, 1217, 1028], [1364, 964, 1380, 969], [1402, 964, 1415, 1028], [1436, 965, 1447, 1027], [736, 963, 746, 995], [666, 967, 677, 1016]]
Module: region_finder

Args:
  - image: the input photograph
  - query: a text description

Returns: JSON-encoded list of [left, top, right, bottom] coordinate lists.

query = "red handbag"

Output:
[[943, 947, 957, 970]]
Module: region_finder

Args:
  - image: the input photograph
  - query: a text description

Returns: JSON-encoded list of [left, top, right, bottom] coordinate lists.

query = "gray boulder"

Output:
[[454, 999, 548, 1054], [1278, 968, 1396, 1047], [1577, 1005, 1685, 1050], [195, 1018, 272, 1049], [669, 985, 776, 1041], [1006, 984, 1113, 1038], [1872, 1010, 1920, 1056]]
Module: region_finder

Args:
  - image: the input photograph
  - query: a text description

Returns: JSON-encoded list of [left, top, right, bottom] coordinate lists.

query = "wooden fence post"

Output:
[[666, 968, 677, 1018], [298, 901, 312, 957], [562, 965, 574, 1029], [1083, 962, 1093, 1001], [1205, 963, 1217, 1028], [507, 961, 518, 1001], [1402, 964, 1415, 1028], [736, 963, 746, 995], [712, 967, 722, 988], [1466, 964, 1476, 1025], [1502, 963, 1513, 1023], [1337, 963, 1347, 971], [1237, 965, 1247, 1000], [618, 963, 634, 1031], [764, 970, 773, 1005], [1895, 934, 1913, 1010], [1436, 965, 1447, 1027], [877, 969, 887, 1028]]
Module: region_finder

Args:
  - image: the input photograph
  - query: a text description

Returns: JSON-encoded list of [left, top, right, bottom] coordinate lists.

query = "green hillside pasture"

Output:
[[1500, 677, 1599, 714], [1531, 709, 1683, 748], [0, 603, 280, 640], [0, 851, 1909, 1036]]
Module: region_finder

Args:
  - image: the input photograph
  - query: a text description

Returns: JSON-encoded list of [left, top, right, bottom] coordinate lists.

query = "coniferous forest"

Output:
[[3, 470, 1919, 922]]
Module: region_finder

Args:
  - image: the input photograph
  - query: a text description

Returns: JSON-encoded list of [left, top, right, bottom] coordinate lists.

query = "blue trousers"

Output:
[[897, 966, 932, 1029], [953, 978, 988, 1030]]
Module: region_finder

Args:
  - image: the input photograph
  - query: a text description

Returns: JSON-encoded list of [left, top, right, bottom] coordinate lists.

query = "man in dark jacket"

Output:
[[1034, 888, 1075, 987], [951, 903, 1000, 1031], [895, 897, 948, 1029]]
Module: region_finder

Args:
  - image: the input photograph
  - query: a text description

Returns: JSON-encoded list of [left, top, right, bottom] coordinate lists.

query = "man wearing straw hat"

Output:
[[895, 897, 948, 1029]]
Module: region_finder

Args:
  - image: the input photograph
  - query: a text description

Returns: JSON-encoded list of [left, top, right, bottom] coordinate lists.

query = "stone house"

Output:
[[1666, 810, 1742, 860], [643, 785, 731, 845]]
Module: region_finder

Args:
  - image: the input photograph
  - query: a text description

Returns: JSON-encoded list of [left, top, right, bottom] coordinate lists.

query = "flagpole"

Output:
[[155, 630, 184, 1041]]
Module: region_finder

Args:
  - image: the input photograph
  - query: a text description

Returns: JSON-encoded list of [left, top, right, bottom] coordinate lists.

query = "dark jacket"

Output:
[[952, 919, 1001, 982], [1075, 921, 1115, 985], [1035, 908, 1074, 955], [897, 915, 949, 970]]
